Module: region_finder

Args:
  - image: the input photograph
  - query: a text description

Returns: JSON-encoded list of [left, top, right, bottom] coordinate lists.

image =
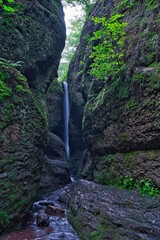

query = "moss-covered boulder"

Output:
[[0, 66, 46, 234]]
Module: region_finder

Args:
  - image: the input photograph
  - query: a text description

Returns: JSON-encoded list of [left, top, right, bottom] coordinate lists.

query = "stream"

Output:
[[0, 184, 80, 240]]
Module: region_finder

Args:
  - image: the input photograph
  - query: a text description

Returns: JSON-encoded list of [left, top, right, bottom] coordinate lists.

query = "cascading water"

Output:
[[63, 82, 70, 157]]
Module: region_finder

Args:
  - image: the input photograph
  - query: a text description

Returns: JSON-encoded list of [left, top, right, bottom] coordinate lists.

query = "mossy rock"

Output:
[[0, 66, 46, 234]]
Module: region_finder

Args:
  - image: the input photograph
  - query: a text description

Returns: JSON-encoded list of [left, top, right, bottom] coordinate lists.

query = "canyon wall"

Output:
[[68, 0, 160, 186], [0, 0, 66, 233]]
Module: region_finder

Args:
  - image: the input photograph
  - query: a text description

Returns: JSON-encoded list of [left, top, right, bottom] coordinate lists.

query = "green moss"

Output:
[[146, 52, 156, 65], [37, 106, 47, 126], [114, 0, 138, 13], [146, 0, 159, 11], [48, 78, 61, 93], [0, 211, 10, 228], [119, 133, 128, 143], [126, 98, 137, 111], [0, 71, 12, 103]]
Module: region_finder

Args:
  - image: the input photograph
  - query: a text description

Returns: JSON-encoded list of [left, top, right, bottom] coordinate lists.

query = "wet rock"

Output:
[[39, 201, 54, 207], [36, 213, 49, 227], [60, 180, 160, 240], [45, 205, 65, 215], [39, 132, 71, 196]]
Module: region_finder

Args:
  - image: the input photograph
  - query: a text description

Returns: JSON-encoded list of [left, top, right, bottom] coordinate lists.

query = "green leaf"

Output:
[[3, 5, 15, 12]]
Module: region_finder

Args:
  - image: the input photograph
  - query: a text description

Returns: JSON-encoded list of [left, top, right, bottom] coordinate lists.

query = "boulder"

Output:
[[60, 180, 160, 240], [45, 205, 65, 215], [37, 213, 49, 227]]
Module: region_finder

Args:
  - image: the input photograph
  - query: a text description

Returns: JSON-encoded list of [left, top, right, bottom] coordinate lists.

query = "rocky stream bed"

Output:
[[1, 180, 160, 240], [0, 184, 80, 240]]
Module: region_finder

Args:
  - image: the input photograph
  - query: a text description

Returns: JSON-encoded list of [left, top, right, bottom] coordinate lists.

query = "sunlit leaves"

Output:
[[89, 14, 128, 80], [0, 0, 15, 12]]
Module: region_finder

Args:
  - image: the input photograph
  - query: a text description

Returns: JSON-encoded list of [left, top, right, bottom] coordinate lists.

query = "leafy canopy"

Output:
[[0, 0, 15, 12], [89, 14, 128, 80], [64, 0, 96, 15]]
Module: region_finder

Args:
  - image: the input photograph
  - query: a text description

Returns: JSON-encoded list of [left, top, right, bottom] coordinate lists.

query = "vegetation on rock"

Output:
[[89, 14, 128, 80]]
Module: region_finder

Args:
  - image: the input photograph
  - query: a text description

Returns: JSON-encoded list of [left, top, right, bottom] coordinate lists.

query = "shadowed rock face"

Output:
[[0, 0, 66, 93], [39, 132, 71, 196], [67, 0, 160, 185], [60, 180, 160, 240], [46, 80, 64, 138]]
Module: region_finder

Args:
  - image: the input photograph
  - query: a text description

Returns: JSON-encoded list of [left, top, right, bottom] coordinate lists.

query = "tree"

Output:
[[89, 14, 128, 80], [58, 16, 84, 82], [64, 0, 96, 15]]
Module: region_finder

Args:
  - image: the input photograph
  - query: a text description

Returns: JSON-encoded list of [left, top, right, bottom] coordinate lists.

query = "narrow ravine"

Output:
[[0, 184, 80, 240]]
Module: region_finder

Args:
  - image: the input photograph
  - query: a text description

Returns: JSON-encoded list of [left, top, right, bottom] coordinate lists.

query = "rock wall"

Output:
[[0, 66, 46, 233], [39, 132, 70, 196], [0, 0, 66, 234], [0, 0, 65, 93], [67, 0, 160, 186]]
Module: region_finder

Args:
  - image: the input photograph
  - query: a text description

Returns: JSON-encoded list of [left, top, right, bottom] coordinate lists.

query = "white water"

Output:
[[63, 82, 70, 157]]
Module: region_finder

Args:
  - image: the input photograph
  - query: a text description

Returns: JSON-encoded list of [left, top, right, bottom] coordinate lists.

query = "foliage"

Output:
[[89, 231, 100, 239], [0, 0, 15, 12], [58, 17, 84, 82], [0, 58, 23, 68], [64, 0, 96, 14], [89, 14, 128, 80], [0, 71, 12, 102], [114, 0, 138, 13], [110, 176, 160, 197], [58, 0, 96, 82], [58, 62, 70, 82], [0, 211, 10, 228], [146, 0, 159, 11]]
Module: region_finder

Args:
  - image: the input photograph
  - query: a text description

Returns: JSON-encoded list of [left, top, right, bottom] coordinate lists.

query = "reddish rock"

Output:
[[45, 205, 65, 215]]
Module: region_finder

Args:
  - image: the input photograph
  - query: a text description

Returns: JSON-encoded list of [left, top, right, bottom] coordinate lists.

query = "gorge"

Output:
[[0, 0, 160, 239]]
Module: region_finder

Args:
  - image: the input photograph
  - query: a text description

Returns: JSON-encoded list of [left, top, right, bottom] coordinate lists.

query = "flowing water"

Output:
[[63, 82, 70, 158], [0, 184, 80, 240]]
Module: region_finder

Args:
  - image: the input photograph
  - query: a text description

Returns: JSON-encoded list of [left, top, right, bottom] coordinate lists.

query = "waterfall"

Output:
[[63, 82, 70, 157]]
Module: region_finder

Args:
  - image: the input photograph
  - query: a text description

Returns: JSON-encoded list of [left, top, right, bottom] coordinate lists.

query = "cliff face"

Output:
[[68, 0, 160, 185], [0, 0, 65, 92], [0, 0, 65, 234], [0, 66, 46, 233]]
